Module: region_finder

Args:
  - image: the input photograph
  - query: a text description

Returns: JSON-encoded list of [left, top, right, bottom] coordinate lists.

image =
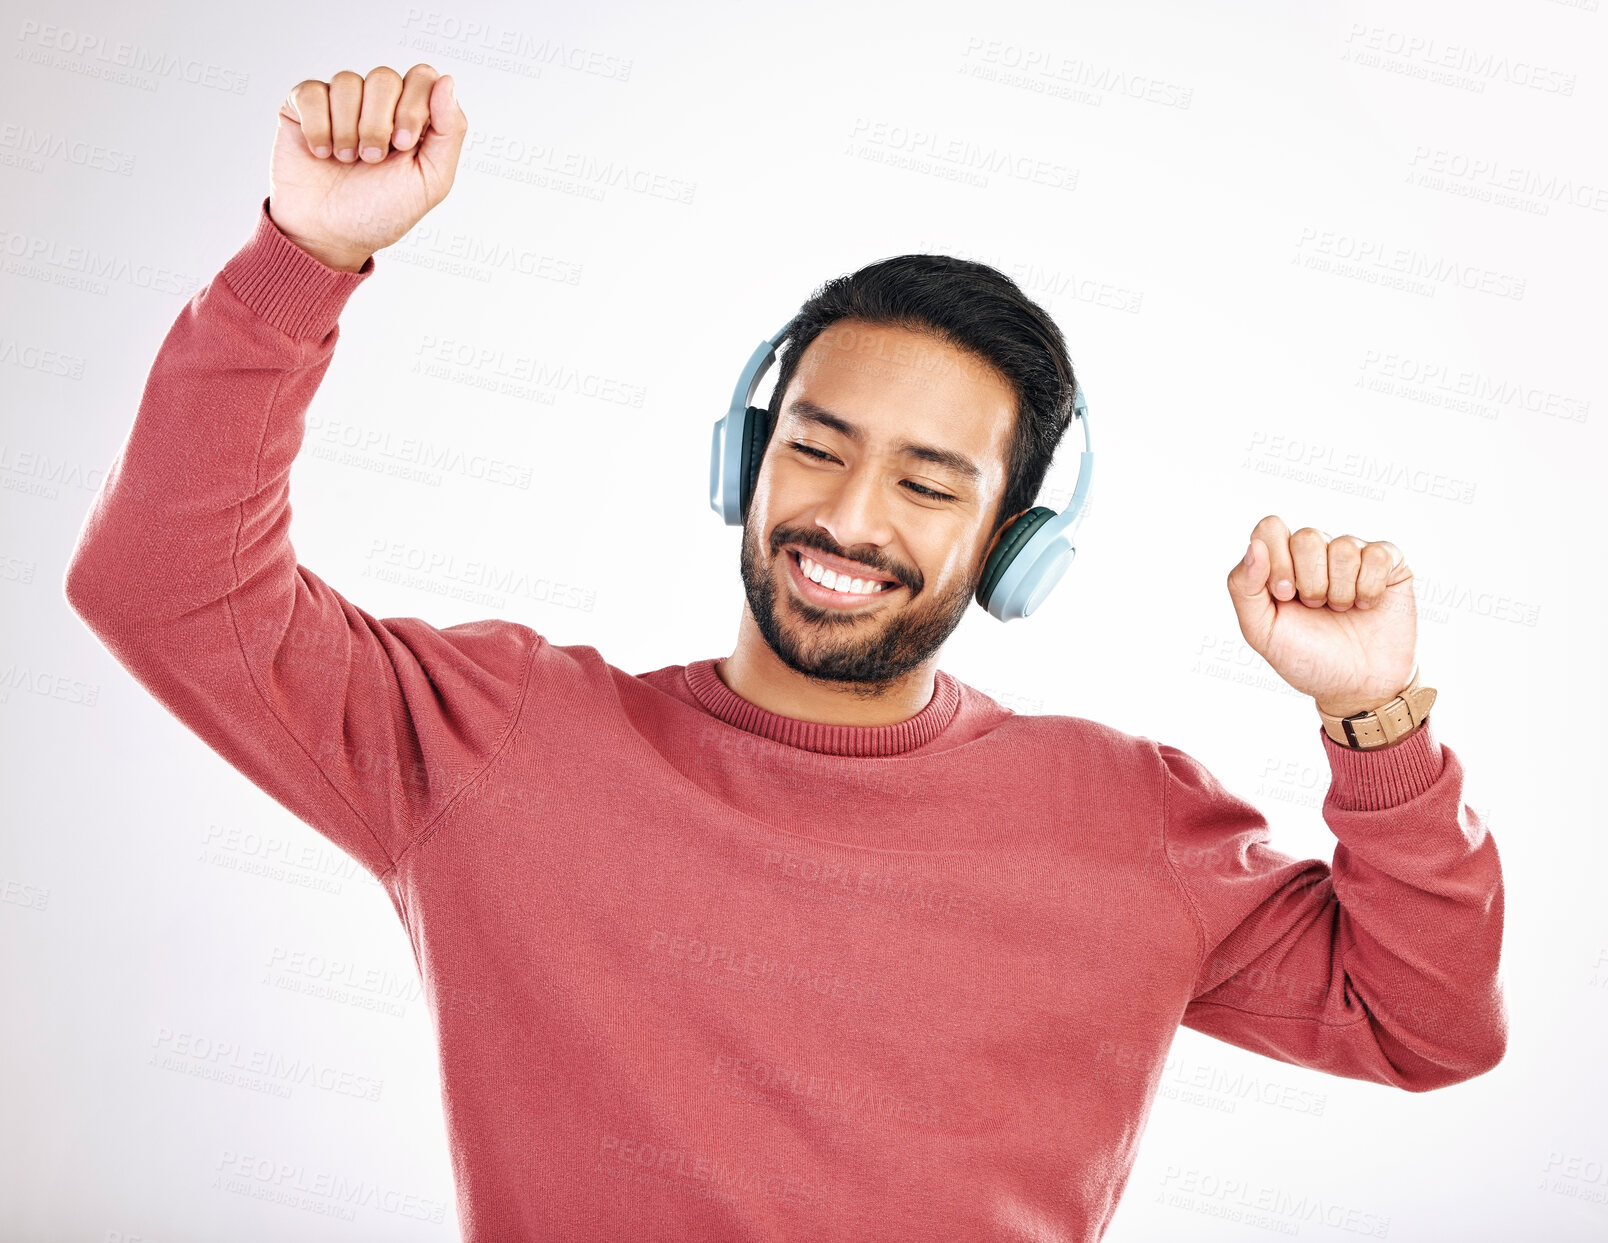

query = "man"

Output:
[[65, 63, 1505, 1242]]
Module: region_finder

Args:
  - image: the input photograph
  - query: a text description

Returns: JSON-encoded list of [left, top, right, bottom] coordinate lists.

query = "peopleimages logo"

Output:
[[1341, 24, 1576, 96], [1240, 429, 1479, 505], [1357, 349, 1590, 425], [305, 411, 537, 489], [847, 117, 1080, 193], [462, 130, 695, 205], [958, 37, 1194, 109], [0, 123, 135, 175], [0, 226, 202, 297], [910, 238, 1145, 316], [14, 20, 250, 93], [1407, 146, 1608, 215], [1158, 1165, 1391, 1238], [1293, 227, 1526, 302], [397, 8, 633, 82], [150, 1027, 384, 1102], [0, 333, 86, 379]]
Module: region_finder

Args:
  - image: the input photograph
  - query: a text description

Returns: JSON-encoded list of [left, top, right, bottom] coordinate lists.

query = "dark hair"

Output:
[[763, 254, 1077, 539]]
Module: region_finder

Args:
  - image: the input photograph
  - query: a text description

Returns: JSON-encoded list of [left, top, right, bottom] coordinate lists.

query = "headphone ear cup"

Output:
[[976, 507, 1056, 610], [738, 404, 770, 521]]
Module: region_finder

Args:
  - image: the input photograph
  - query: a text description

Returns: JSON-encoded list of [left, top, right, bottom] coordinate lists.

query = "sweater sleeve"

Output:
[[63, 198, 542, 882], [1159, 715, 1508, 1092]]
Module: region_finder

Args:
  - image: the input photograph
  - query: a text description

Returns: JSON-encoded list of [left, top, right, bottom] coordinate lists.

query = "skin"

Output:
[[271, 63, 467, 272], [1230, 519, 1418, 720], [275, 65, 1422, 733]]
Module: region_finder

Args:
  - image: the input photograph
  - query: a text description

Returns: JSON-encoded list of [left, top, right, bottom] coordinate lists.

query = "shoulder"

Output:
[[397, 621, 622, 705], [951, 675, 1162, 776]]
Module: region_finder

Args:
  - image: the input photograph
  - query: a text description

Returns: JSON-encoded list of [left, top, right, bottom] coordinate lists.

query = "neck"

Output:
[[718, 610, 939, 727]]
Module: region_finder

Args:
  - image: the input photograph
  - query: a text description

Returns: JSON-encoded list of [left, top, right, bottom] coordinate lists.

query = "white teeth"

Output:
[[797, 553, 889, 596]]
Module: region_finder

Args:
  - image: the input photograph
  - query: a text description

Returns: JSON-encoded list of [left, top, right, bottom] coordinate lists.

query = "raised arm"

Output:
[[62, 65, 539, 882], [1160, 718, 1508, 1092]]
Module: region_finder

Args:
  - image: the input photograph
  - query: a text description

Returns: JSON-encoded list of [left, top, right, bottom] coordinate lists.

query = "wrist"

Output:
[[218, 198, 374, 341], [264, 203, 371, 274], [1314, 669, 1419, 720], [284, 236, 371, 274], [1316, 668, 1436, 751]]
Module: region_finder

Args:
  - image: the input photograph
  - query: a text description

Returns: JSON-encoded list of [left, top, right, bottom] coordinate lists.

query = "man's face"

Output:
[[738, 318, 1018, 693]]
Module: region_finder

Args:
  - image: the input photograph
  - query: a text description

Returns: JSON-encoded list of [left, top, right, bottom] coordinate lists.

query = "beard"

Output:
[[738, 519, 978, 698]]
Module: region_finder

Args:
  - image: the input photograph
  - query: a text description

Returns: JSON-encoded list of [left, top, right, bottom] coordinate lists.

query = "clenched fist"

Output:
[[269, 63, 468, 273], [1226, 514, 1419, 719]]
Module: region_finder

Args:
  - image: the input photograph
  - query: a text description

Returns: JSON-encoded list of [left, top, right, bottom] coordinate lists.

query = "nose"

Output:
[[807, 462, 898, 567]]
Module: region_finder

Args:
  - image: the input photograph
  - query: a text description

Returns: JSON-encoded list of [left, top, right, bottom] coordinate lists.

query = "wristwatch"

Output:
[[1318, 667, 1437, 750]]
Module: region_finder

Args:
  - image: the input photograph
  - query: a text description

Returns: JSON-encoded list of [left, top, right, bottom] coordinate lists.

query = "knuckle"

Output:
[[330, 69, 363, 88], [367, 64, 403, 84]]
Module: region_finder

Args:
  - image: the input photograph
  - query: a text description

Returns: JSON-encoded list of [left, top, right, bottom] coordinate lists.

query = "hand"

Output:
[[1226, 515, 1418, 718], [268, 63, 468, 273]]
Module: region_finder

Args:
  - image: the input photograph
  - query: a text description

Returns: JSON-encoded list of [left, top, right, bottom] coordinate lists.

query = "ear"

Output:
[[979, 508, 1031, 567]]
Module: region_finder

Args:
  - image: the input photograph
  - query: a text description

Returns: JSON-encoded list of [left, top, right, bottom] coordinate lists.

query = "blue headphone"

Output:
[[709, 320, 1094, 622]]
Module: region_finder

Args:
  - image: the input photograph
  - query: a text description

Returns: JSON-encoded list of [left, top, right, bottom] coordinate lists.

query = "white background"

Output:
[[2, 0, 1604, 1239]]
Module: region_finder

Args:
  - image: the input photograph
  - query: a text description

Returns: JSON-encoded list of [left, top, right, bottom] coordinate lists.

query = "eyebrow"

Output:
[[782, 399, 985, 487]]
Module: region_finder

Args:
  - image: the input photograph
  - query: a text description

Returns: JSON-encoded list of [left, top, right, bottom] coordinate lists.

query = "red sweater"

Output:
[[64, 199, 1507, 1242]]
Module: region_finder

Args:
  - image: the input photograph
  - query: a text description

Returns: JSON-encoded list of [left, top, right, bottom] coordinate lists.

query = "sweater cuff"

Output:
[[1319, 712, 1446, 812], [217, 196, 374, 341]]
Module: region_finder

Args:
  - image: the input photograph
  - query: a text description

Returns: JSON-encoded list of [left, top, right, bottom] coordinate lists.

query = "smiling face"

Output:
[[738, 318, 1020, 691]]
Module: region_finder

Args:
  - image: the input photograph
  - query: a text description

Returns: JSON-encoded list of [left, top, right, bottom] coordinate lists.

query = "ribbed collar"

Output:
[[682, 659, 962, 757]]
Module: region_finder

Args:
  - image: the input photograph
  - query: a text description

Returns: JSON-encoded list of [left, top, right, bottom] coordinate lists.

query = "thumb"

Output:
[[1227, 537, 1276, 652], [417, 74, 468, 191]]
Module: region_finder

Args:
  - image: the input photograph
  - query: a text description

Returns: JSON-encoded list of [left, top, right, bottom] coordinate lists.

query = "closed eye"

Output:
[[786, 442, 957, 502]]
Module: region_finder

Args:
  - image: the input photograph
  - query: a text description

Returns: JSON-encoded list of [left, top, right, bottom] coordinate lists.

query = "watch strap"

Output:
[[1319, 667, 1437, 750]]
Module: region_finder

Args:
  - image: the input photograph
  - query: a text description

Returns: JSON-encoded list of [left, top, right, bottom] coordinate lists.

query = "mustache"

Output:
[[772, 530, 915, 591]]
